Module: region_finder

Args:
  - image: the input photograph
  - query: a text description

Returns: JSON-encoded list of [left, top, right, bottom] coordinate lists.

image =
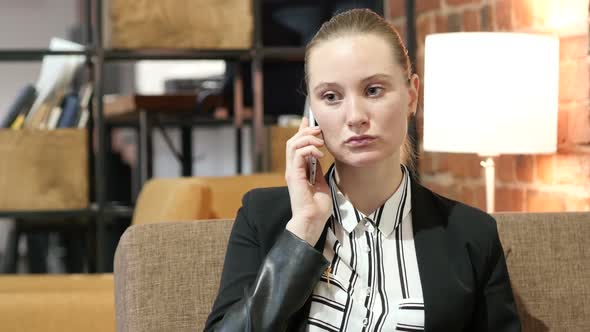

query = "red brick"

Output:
[[496, 155, 516, 182], [559, 59, 589, 103], [459, 185, 475, 205], [558, 106, 569, 146], [554, 153, 590, 185], [565, 196, 590, 211], [496, 187, 526, 212], [448, 13, 463, 32], [535, 155, 555, 184], [416, 53, 425, 80], [446, 182, 463, 201], [467, 154, 484, 178], [437, 152, 451, 173], [473, 185, 487, 211], [480, 5, 492, 31], [417, 0, 441, 14], [463, 9, 480, 31], [422, 180, 448, 197], [559, 35, 589, 61], [445, 0, 481, 6], [435, 14, 449, 33], [388, 0, 405, 20], [495, 0, 513, 31], [515, 155, 534, 182], [419, 152, 436, 174], [526, 190, 565, 212], [568, 105, 590, 144], [448, 154, 467, 178], [448, 154, 481, 179], [513, 0, 534, 28], [417, 14, 435, 45]]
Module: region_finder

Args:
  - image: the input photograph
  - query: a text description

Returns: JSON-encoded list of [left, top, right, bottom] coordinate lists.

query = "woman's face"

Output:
[[307, 33, 419, 167]]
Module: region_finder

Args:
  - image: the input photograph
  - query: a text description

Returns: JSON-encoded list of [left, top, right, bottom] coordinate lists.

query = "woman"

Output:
[[205, 8, 520, 332]]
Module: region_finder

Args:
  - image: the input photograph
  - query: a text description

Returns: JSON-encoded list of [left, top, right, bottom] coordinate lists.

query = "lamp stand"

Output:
[[480, 156, 496, 213]]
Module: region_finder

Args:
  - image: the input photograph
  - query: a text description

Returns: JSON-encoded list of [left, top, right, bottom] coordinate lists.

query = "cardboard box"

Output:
[[105, 0, 253, 49], [0, 129, 88, 210]]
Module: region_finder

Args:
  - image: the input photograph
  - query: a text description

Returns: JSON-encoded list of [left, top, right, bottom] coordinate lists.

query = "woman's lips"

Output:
[[345, 135, 376, 147]]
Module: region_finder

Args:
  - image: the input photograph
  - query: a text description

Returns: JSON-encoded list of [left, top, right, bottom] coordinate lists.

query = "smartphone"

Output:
[[306, 101, 318, 185]]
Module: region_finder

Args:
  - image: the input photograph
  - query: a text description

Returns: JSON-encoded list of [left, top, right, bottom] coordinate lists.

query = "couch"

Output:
[[114, 212, 590, 331], [0, 173, 285, 332]]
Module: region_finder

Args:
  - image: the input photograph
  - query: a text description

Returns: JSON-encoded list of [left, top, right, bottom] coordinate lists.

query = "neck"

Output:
[[334, 155, 404, 216]]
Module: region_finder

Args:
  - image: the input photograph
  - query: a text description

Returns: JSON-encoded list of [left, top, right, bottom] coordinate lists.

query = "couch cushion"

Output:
[[132, 178, 212, 225], [114, 219, 233, 332], [0, 274, 114, 332], [194, 173, 286, 219], [494, 212, 590, 331]]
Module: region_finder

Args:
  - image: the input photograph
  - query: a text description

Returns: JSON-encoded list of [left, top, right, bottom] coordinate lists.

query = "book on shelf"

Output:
[[1, 84, 37, 129], [45, 106, 63, 129], [76, 83, 93, 128], [56, 93, 80, 128], [25, 38, 85, 129]]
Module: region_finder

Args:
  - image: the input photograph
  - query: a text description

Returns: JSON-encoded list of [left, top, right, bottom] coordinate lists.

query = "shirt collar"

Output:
[[328, 164, 412, 237]]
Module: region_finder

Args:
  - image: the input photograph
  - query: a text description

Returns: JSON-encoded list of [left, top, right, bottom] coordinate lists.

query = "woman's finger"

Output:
[[290, 136, 324, 150], [286, 128, 322, 164], [292, 145, 324, 168]]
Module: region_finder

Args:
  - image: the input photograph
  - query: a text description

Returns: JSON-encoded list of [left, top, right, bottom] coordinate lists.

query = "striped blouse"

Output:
[[307, 165, 425, 332]]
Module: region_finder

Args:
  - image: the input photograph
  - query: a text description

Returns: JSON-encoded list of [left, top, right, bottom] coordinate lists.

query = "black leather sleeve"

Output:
[[204, 191, 329, 332]]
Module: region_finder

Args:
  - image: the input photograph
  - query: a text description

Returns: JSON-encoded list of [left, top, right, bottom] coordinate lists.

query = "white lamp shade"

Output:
[[423, 33, 559, 156]]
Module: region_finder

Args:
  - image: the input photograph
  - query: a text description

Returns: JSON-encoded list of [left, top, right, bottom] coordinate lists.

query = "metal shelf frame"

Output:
[[0, 0, 413, 272]]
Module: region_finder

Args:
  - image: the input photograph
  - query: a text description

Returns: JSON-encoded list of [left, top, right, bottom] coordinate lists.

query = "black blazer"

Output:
[[205, 178, 521, 331]]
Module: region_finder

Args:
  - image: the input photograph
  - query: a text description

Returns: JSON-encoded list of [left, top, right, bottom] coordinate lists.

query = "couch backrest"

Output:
[[131, 174, 286, 225], [115, 213, 590, 331], [493, 212, 590, 331], [132, 178, 212, 225], [115, 219, 234, 332], [194, 173, 285, 219]]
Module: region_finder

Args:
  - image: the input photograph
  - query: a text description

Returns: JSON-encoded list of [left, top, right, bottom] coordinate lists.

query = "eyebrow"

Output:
[[312, 73, 394, 93]]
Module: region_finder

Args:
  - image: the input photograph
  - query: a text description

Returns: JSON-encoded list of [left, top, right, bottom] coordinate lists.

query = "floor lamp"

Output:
[[422, 32, 559, 213]]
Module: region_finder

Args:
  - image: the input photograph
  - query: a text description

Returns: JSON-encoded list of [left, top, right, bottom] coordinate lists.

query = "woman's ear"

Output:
[[408, 74, 420, 117]]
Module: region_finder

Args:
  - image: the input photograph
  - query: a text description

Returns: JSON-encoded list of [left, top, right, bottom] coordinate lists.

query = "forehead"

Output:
[[308, 34, 402, 85]]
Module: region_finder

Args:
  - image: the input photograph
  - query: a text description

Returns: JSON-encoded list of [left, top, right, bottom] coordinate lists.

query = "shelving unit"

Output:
[[0, 0, 406, 272]]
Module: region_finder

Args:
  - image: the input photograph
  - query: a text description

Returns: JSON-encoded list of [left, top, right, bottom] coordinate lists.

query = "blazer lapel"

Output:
[[411, 182, 455, 332]]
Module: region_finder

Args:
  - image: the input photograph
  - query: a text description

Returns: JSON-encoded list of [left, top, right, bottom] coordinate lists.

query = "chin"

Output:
[[337, 151, 390, 168]]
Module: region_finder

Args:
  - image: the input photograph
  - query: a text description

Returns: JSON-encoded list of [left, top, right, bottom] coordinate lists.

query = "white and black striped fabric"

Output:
[[307, 165, 424, 332]]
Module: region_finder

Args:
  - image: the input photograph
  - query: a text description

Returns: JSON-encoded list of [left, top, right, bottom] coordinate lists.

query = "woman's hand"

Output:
[[285, 118, 332, 246]]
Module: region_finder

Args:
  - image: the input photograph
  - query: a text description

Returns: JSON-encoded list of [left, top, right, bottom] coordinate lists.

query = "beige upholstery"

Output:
[[114, 213, 590, 331], [114, 220, 234, 332], [494, 212, 590, 331], [0, 274, 115, 332]]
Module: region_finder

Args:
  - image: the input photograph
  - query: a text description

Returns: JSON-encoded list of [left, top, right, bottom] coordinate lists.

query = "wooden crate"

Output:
[[0, 129, 88, 210], [106, 0, 253, 49]]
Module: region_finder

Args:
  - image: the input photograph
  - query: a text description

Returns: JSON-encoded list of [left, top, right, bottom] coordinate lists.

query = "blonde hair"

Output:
[[304, 8, 416, 171]]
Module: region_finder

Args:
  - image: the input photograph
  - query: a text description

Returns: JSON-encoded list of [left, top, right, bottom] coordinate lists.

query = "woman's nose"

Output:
[[345, 97, 369, 128]]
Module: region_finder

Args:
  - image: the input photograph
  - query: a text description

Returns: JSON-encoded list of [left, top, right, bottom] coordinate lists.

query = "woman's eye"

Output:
[[322, 92, 338, 103], [367, 86, 384, 97]]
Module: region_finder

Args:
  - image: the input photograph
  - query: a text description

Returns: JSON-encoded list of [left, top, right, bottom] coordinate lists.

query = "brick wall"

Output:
[[387, 0, 590, 211]]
